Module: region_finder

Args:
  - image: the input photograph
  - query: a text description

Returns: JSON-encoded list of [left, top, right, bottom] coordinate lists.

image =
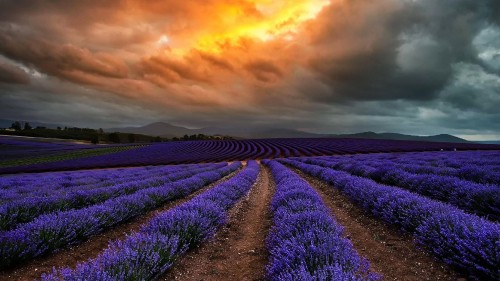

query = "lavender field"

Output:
[[0, 138, 499, 281], [3, 0, 500, 279]]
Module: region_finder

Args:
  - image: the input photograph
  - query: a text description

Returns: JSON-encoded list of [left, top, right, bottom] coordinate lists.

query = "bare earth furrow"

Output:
[[292, 168, 462, 281], [0, 169, 241, 281], [162, 165, 275, 281]]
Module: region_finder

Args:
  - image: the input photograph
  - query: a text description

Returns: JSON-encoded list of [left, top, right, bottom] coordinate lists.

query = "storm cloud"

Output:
[[0, 58, 30, 84], [0, 0, 499, 140]]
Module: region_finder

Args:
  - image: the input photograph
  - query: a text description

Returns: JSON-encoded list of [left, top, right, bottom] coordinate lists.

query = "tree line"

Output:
[[2, 121, 233, 144]]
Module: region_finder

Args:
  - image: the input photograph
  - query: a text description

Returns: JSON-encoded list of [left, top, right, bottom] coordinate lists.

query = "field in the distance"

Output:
[[0, 136, 498, 281]]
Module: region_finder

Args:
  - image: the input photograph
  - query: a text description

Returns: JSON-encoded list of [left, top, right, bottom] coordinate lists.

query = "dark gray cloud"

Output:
[[0, 26, 129, 83], [0, 59, 30, 84], [0, 78, 166, 128], [301, 0, 499, 103], [441, 63, 500, 113]]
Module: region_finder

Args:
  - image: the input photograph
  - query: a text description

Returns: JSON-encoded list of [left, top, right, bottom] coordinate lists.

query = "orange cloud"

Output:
[[245, 59, 284, 83], [0, 0, 361, 115]]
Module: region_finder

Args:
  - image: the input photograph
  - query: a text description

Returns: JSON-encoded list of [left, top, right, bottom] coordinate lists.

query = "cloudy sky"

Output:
[[0, 0, 499, 140]]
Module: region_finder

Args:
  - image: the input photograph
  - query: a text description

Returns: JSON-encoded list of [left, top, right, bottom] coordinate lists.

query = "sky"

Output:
[[0, 0, 499, 140]]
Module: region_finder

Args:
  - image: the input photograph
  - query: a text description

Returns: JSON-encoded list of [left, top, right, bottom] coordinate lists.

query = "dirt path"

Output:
[[292, 168, 462, 281], [161, 165, 274, 281], [0, 169, 242, 281]]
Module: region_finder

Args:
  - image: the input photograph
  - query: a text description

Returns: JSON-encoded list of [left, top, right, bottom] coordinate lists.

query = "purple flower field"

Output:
[[0, 138, 498, 280], [1, 137, 498, 174]]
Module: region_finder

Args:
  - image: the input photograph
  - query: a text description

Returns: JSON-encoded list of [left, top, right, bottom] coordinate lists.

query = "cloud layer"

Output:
[[0, 0, 499, 139]]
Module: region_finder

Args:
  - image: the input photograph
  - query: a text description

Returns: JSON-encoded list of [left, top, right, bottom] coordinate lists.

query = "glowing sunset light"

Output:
[[172, 0, 331, 54], [157, 35, 170, 47]]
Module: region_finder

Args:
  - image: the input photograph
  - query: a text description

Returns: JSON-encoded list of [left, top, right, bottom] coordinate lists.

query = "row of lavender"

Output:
[[0, 162, 241, 270], [264, 160, 377, 280], [328, 150, 500, 185], [295, 153, 500, 221], [42, 161, 260, 280], [281, 158, 499, 280], [363, 150, 500, 167], [0, 163, 226, 231], [2, 138, 498, 174], [0, 163, 213, 202], [0, 136, 93, 161]]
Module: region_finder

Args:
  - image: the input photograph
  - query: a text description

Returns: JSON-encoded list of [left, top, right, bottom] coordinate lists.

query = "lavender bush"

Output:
[[297, 157, 499, 221], [3, 138, 497, 174], [42, 161, 259, 280], [281, 159, 500, 280], [264, 160, 378, 281], [314, 150, 500, 185], [0, 162, 241, 269], [0, 163, 225, 230], [0, 163, 206, 201]]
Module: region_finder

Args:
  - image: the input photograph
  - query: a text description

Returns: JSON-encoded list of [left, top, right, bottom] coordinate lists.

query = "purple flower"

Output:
[[264, 160, 378, 280], [42, 161, 259, 280], [281, 158, 500, 280]]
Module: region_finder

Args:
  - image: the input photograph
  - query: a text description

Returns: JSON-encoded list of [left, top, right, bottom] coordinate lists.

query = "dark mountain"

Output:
[[337, 132, 469, 143], [105, 122, 471, 143], [248, 128, 319, 139], [105, 122, 317, 139], [424, 134, 470, 143], [105, 122, 193, 138], [192, 126, 318, 139]]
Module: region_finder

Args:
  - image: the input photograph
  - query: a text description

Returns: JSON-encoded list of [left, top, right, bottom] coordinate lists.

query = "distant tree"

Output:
[[173, 137, 179, 141], [10, 121, 22, 131], [57, 126, 62, 130], [91, 134, 99, 144], [64, 126, 68, 130], [154, 136, 162, 142], [109, 133, 121, 143], [183, 134, 189, 141], [128, 133, 136, 143], [98, 128, 104, 134], [35, 126, 46, 129], [24, 122, 31, 130]]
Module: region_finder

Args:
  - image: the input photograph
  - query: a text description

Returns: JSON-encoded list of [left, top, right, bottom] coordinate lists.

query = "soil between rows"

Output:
[[291, 168, 462, 281], [161, 165, 275, 281], [0, 168, 242, 281]]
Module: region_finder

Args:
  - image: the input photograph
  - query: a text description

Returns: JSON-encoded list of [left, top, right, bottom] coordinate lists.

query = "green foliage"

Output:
[[177, 134, 233, 141], [2, 121, 231, 143], [128, 133, 136, 143], [1, 122, 168, 144], [108, 133, 121, 143], [91, 134, 99, 144], [10, 121, 21, 131]]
